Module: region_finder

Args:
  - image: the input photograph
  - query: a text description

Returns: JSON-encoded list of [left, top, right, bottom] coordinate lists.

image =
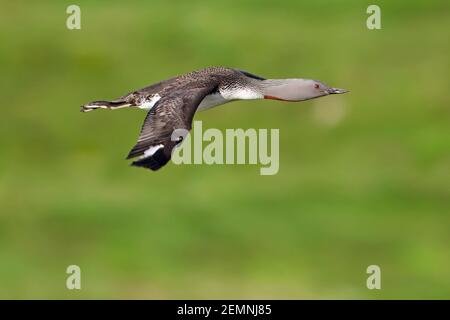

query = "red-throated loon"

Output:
[[81, 67, 348, 170]]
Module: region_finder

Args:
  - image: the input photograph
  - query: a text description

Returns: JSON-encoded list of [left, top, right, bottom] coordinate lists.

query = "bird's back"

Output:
[[118, 67, 238, 103]]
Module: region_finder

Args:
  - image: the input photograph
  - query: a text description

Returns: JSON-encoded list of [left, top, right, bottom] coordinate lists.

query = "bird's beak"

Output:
[[327, 87, 349, 94]]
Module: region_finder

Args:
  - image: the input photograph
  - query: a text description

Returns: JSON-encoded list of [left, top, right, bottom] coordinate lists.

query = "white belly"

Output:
[[138, 94, 161, 110], [197, 93, 229, 111]]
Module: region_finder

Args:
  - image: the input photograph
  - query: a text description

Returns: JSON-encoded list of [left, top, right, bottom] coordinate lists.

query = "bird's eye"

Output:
[[314, 84, 320, 89]]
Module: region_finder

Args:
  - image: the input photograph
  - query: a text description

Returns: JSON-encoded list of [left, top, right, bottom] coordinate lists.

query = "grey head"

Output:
[[259, 78, 349, 102]]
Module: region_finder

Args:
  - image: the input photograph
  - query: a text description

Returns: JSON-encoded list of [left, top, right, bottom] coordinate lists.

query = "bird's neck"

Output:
[[259, 79, 304, 101], [219, 79, 307, 102], [220, 85, 264, 101]]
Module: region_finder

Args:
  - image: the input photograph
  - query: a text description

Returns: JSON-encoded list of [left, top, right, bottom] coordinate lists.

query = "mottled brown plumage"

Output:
[[82, 67, 265, 170], [127, 86, 214, 163]]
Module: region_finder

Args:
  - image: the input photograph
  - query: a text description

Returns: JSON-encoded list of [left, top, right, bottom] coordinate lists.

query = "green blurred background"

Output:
[[0, 0, 449, 299]]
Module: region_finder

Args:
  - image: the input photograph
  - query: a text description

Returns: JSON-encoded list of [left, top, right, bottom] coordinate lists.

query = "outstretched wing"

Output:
[[127, 86, 213, 170]]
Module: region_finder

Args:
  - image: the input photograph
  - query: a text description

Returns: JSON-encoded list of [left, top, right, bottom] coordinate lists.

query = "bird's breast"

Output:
[[197, 93, 229, 111]]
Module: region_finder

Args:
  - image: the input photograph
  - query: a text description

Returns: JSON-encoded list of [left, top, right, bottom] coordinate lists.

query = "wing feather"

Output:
[[126, 86, 214, 170]]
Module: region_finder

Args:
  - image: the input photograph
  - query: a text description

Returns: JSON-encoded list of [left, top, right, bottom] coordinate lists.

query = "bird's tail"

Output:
[[80, 100, 132, 112]]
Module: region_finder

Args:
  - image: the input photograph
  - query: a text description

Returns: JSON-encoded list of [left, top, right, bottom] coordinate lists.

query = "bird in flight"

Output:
[[81, 67, 348, 171]]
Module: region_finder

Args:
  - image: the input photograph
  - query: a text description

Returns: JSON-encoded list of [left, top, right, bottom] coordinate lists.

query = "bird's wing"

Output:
[[126, 86, 214, 170]]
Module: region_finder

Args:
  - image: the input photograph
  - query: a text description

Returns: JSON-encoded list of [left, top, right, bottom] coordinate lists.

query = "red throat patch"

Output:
[[264, 95, 290, 101]]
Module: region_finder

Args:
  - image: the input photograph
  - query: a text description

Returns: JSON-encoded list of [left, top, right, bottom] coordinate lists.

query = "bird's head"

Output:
[[261, 79, 348, 102]]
